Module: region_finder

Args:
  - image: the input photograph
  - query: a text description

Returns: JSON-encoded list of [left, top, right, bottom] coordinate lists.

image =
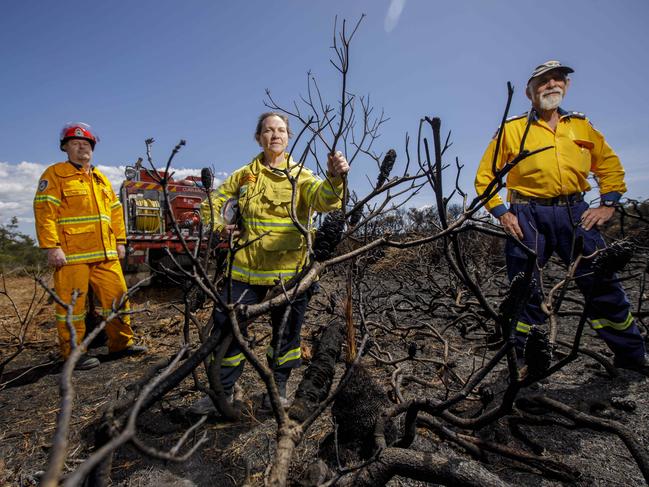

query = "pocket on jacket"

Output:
[[572, 139, 594, 150], [62, 186, 91, 212], [63, 186, 89, 197], [260, 232, 304, 252], [264, 185, 293, 204], [100, 188, 114, 210], [106, 222, 117, 249], [572, 139, 593, 169], [257, 232, 305, 272], [261, 185, 294, 216], [62, 223, 96, 254]]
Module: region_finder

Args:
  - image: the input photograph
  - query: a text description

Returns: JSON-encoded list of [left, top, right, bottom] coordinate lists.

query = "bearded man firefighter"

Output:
[[474, 60, 648, 375], [33, 123, 146, 370]]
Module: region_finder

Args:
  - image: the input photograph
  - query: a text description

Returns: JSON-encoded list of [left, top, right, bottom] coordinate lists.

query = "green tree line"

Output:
[[0, 217, 44, 270]]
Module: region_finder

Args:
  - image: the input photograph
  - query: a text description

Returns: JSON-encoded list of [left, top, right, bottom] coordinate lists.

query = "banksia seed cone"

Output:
[[407, 342, 417, 358], [611, 397, 637, 412], [325, 293, 338, 315], [364, 247, 385, 266], [386, 309, 398, 328], [478, 385, 494, 407], [313, 210, 345, 262], [328, 363, 397, 455], [375, 149, 397, 188], [348, 207, 363, 227], [200, 167, 213, 190], [592, 240, 635, 277], [524, 326, 552, 378], [499, 271, 535, 323]]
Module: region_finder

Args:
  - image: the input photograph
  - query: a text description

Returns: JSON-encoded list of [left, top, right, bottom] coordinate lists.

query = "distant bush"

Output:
[[0, 217, 45, 271]]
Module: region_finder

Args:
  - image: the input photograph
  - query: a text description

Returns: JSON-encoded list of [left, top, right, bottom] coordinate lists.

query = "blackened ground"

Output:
[[0, 251, 648, 486]]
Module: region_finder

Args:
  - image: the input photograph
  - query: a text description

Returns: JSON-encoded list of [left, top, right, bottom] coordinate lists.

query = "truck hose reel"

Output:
[[133, 199, 161, 232]]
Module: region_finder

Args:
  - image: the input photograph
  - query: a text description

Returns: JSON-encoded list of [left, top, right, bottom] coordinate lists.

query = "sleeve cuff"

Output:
[[490, 204, 509, 219], [325, 172, 344, 186], [601, 192, 622, 203]]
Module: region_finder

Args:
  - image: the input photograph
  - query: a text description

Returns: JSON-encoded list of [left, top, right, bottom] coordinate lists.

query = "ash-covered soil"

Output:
[[0, 253, 648, 486]]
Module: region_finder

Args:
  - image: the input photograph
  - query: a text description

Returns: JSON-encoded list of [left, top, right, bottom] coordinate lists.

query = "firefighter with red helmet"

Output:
[[33, 123, 147, 370]]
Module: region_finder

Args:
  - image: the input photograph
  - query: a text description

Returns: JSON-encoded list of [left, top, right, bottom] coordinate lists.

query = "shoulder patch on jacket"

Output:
[[505, 112, 528, 123], [492, 112, 528, 138], [232, 164, 252, 180], [235, 168, 257, 198], [240, 172, 256, 187], [564, 111, 586, 119], [37, 179, 49, 192]]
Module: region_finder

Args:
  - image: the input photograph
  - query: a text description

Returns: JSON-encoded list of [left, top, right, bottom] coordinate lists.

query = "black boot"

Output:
[[75, 354, 100, 371], [188, 386, 233, 416], [261, 370, 290, 410], [614, 354, 649, 376]]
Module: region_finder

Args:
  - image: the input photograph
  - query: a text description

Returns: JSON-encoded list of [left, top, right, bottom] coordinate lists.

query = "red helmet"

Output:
[[59, 122, 99, 151]]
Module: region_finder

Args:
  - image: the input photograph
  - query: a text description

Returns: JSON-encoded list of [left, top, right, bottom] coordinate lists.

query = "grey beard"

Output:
[[539, 92, 563, 111]]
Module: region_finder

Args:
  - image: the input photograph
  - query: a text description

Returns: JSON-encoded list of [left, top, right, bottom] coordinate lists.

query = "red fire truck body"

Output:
[[119, 164, 209, 284]]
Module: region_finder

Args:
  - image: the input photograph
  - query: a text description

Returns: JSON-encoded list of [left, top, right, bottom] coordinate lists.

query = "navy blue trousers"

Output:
[[214, 280, 317, 391], [506, 201, 645, 363]]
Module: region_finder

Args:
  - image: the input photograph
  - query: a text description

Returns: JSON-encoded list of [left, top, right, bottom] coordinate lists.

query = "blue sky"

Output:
[[2, 0, 649, 236]]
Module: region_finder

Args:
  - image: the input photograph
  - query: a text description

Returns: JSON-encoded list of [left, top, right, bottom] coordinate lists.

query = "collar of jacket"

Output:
[[51, 160, 89, 177], [53, 160, 108, 186], [249, 152, 302, 177], [529, 107, 580, 122], [67, 160, 96, 172]]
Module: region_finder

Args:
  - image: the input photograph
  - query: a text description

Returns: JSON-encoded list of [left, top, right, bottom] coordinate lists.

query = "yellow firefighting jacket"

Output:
[[475, 109, 627, 217], [33, 161, 126, 264], [201, 153, 344, 285]]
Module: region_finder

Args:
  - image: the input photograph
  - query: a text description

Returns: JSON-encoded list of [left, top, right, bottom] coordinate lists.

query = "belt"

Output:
[[510, 191, 584, 206]]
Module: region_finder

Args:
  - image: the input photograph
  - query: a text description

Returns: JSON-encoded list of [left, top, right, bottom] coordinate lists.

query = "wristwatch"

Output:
[[601, 199, 616, 207]]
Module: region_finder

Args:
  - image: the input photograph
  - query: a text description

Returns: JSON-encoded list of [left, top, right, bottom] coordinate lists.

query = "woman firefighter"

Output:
[[190, 112, 349, 414]]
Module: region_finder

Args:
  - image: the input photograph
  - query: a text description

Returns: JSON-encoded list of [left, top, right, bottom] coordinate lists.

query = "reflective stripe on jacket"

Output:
[[33, 161, 126, 264], [474, 109, 626, 215], [201, 153, 344, 285]]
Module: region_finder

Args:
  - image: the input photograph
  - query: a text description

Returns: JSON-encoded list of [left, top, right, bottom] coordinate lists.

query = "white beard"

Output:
[[538, 90, 563, 111]]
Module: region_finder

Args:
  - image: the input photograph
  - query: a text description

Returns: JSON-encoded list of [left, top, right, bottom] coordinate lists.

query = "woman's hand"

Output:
[[327, 151, 350, 177], [220, 224, 240, 240]]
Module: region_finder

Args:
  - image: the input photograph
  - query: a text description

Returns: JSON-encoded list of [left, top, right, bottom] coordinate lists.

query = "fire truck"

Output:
[[119, 159, 212, 286]]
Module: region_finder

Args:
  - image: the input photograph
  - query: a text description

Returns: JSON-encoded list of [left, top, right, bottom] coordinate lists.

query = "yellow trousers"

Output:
[[53, 259, 133, 357]]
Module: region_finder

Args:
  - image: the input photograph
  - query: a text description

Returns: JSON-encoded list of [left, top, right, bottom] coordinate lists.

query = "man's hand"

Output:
[[581, 205, 615, 231], [117, 244, 126, 259], [220, 224, 240, 240], [498, 212, 524, 239], [47, 248, 67, 268], [327, 151, 350, 177]]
